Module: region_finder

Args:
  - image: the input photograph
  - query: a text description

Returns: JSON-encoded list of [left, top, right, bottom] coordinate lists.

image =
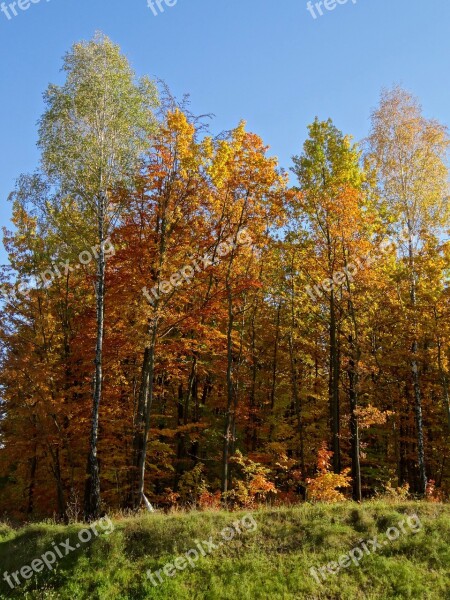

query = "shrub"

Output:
[[306, 442, 351, 502]]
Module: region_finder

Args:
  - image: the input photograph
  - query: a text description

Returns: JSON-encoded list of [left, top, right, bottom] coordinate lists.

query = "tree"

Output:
[[125, 108, 208, 508], [292, 119, 365, 477], [37, 33, 159, 519], [365, 86, 450, 494], [2, 81, 450, 521]]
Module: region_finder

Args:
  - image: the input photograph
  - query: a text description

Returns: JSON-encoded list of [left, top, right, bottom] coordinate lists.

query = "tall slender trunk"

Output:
[[329, 288, 341, 473], [269, 303, 281, 441], [84, 192, 106, 520], [398, 396, 415, 487], [174, 357, 197, 487], [288, 332, 305, 489], [174, 383, 186, 485], [222, 283, 234, 494], [131, 321, 158, 508], [408, 234, 427, 495], [221, 215, 247, 495], [343, 254, 361, 502], [127, 345, 149, 505], [247, 309, 259, 451], [129, 183, 170, 509], [348, 350, 361, 501], [411, 346, 426, 494]]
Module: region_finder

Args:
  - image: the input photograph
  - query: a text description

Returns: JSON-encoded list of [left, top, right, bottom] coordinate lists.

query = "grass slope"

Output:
[[0, 501, 449, 599]]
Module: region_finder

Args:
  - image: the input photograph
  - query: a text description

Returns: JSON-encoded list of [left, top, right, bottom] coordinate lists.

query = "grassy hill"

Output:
[[0, 501, 449, 599]]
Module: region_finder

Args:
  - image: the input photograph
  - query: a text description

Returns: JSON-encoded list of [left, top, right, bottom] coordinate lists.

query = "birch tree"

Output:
[[365, 86, 450, 494], [38, 33, 159, 519]]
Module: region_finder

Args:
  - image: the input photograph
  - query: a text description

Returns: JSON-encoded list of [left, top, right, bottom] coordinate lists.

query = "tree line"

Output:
[[1, 34, 449, 521]]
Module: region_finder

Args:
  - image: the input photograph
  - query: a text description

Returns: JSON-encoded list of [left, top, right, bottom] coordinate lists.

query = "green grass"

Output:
[[0, 501, 449, 599]]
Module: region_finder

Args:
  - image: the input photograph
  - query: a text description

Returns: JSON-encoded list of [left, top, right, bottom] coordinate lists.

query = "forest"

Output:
[[1, 34, 449, 523]]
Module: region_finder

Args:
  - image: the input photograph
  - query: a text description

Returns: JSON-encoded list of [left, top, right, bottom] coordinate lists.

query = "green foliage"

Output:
[[292, 117, 364, 198], [38, 31, 159, 239], [177, 463, 209, 505]]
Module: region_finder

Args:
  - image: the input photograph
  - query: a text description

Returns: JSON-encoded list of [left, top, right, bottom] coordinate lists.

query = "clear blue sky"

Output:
[[1, 0, 449, 265]]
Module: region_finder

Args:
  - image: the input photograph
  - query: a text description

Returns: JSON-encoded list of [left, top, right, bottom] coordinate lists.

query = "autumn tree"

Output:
[[365, 87, 450, 494], [37, 33, 159, 519], [291, 119, 365, 480]]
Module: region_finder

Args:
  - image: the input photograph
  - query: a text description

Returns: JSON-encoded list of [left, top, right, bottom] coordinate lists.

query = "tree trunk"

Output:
[[343, 256, 362, 502], [408, 234, 427, 495], [411, 348, 427, 494], [329, 289, 341, 473], [84, 193, 106, 520], [246, 308, 259, 451], [269, 302, 281, 441], [131, 321, 158, 509], [288, 332, 306, 498], [174, 357, 197, 487], [222, 284, 234, 494], [27, 447, 37, 517], [348, 352, 362, 501]]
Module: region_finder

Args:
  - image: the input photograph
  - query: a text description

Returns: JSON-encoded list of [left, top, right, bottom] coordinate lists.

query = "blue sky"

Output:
[[1, 0, 449, 265]]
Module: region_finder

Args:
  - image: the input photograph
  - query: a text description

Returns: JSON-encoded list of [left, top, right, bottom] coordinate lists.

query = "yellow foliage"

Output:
[[306, 442, 351, 502]]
